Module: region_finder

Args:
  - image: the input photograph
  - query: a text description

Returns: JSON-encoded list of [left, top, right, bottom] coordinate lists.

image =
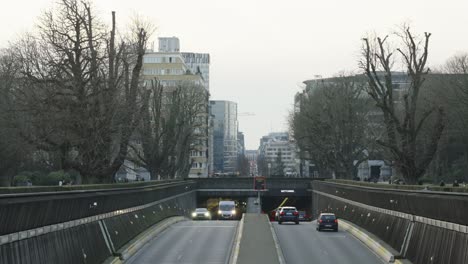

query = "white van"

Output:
[[218, 201, 236, 220]]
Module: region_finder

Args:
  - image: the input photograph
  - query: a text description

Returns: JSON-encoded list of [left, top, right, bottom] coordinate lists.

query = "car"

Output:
[[316, 213, 338, 231], [298, 211, 312, 221], [218, 200, 236, 220], [278, 206, 299, 224], [191, 208, 212, 220], [274, 207, 283, 221]]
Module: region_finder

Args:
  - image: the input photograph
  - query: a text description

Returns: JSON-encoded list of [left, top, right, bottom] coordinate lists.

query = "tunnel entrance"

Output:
[[261, 196, 312, 219], [196, 196, 248, 220]]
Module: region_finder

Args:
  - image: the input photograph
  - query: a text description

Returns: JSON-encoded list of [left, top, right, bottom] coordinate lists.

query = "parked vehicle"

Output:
[[278, 206, 299, 224], [191, 208, 212, 220], [316, 213, 338, 231], [218, 201, 236, 220]]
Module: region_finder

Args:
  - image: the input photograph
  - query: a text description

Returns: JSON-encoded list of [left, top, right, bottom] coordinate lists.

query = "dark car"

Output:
[[316, 213, 338, 231], [278, 207, 299, 224], [298, 211, 312, 221]]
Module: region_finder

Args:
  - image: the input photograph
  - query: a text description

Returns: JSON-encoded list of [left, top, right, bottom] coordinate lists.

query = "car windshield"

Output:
[[195, 208, 207, 212], [219, 204, 234, 211], [282, 208, 296, 212]]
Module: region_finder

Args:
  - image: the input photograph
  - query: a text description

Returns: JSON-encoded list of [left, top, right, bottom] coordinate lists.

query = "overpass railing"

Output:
[[193, 177, 314, 190]]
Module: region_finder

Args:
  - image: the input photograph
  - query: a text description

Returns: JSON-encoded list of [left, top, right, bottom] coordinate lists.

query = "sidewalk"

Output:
[[237, 214, 280, 264]]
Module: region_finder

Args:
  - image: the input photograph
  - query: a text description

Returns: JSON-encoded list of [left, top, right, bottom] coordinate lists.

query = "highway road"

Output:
[[126, 220, 237, 264], [273, 221, 384, 264]]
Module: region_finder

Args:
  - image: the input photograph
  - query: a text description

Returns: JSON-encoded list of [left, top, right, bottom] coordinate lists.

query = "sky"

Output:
[[1, 0, 468, 149]]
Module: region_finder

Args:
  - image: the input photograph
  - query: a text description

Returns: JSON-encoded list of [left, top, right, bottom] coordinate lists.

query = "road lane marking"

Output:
[[173, 226, 236, 228]]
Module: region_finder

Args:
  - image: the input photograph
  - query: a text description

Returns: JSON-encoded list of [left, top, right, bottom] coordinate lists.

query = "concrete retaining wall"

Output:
[[406, 222, 468, 264], [0, 183, 196, 264], [313, 181, 468, 264], [0, 222, 110, 264]]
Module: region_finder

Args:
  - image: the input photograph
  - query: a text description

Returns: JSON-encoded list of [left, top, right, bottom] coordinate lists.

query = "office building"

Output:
[[210, 100, 238, 174]]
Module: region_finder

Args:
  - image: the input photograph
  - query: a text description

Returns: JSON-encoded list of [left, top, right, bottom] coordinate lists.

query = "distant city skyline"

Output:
[[1, 0, 467, 149]]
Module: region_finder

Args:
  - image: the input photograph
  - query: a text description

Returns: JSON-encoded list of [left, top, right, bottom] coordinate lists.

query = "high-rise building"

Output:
[[245, 150, 258, 176], [182, 52, 210, 91], [237, 132, 245, 156], [210, 100, 238, 173], [141, 37, 211, 178], [158, 37, 180, 52], [258, 132, 300, 177]]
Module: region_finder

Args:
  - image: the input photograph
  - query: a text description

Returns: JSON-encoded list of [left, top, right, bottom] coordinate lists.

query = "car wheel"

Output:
[[334, 228, 338, 232], [295, 221, 299, 225], [317, 227, 321, 231], [278, 221, 282, 225]]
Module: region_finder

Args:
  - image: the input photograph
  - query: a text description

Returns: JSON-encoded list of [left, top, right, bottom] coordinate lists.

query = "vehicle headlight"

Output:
[[218, 210, 222, 214], [231, 210, 236, 215], [192, 212, 196, 217], [204, 212, 210, 217]]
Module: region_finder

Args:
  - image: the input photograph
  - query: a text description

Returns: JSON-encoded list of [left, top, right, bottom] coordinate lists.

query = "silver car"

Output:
[[191, 208, 212, 220]]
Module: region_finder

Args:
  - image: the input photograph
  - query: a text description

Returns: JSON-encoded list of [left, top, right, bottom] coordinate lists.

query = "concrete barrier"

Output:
[[340, 219, 396, 263], [405, 222, 468, 264], [0, 222, 111, 264], [0, 187, 195, 264], [117, 216, 187, 261], [229, 213, 245, 264], [314, 182, 468, 264]]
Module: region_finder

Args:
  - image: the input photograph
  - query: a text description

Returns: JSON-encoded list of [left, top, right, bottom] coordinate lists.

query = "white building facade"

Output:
[[258, 132, 300, 177]]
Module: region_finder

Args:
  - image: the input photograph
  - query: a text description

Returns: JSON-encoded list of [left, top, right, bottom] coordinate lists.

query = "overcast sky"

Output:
[[1, 0, 467, 149]]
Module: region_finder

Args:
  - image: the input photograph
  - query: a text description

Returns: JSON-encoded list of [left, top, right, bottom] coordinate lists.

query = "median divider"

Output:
[[268, 215, 286, 264], [229, 213, 245, 264], [340, 219, 401, 263], [236, 213, 281, 264]]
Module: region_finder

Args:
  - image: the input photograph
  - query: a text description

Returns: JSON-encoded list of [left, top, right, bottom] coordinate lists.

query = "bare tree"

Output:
[[360, 27, 445, 184], [129, 80, 208, 180], [291, 74, 373, 179], [10, 0, 151, 183], [0, 49, 29, 186]]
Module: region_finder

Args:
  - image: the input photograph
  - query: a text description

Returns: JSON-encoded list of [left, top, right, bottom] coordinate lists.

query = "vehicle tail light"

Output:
[[280, 212, 285, 216], [334, 219, 338, 223], [293, 211, 299, 216], [319, 219, 323, 223]]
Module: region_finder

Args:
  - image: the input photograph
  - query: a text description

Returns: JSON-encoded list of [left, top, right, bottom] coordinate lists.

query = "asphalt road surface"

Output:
[[127, 220, 238, 264], [273, 221, 384, 264]]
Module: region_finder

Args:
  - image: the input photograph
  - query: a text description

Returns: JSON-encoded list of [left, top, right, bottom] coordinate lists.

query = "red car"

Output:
[[298, 211, 312, 221]]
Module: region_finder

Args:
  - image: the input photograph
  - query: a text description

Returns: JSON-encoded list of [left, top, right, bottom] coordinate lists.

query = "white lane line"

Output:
[[173, 226, 236, 228]]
